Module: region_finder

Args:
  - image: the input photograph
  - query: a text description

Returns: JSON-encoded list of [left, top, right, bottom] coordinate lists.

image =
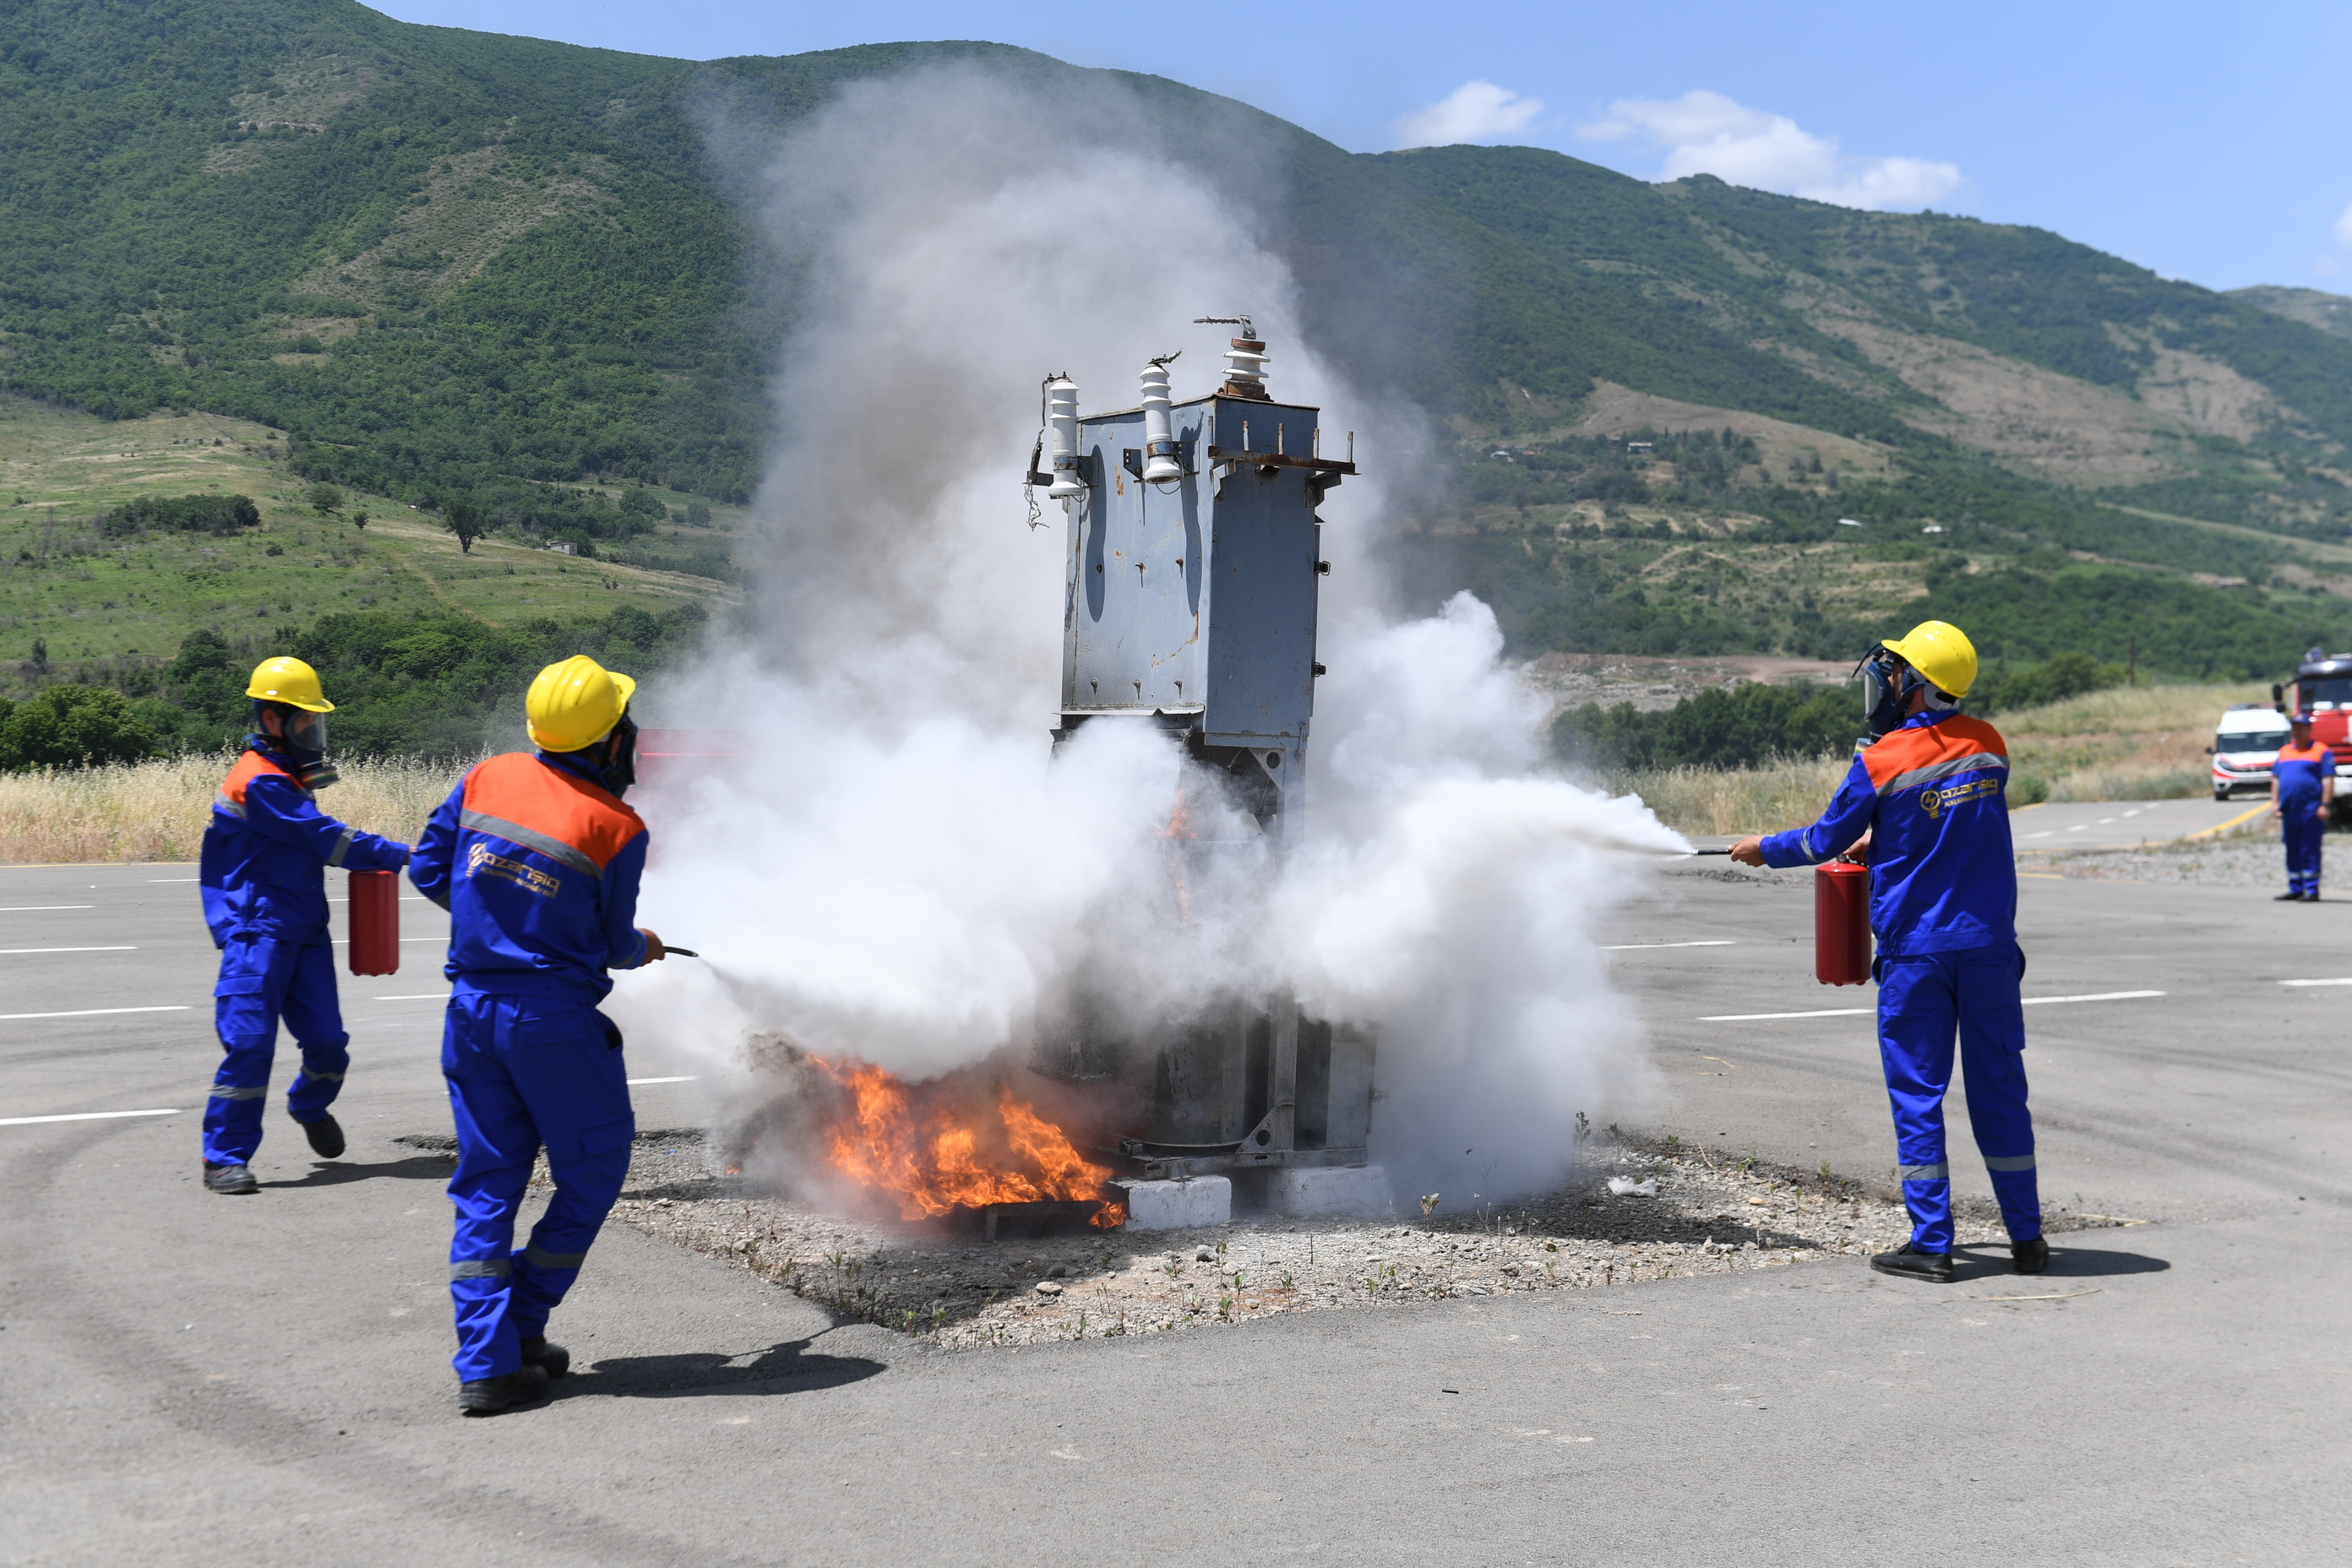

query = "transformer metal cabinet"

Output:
[[1040, 360, 1375, 1184], [1051, 393, 1346, 846]]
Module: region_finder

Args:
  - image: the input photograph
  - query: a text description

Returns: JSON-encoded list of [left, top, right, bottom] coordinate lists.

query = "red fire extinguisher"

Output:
[[1815, 856, 1870, 987], [347, 868, 400, 977]]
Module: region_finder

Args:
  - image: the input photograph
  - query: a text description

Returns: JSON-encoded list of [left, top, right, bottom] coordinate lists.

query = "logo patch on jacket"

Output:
[[1919, 776, 2002, 819], [466, 841, 560, 898]]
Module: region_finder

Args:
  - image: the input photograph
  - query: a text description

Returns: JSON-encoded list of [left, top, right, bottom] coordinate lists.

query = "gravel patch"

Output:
[[2034, 830, 2294, 887], [600, 1133, 2140, 1350]]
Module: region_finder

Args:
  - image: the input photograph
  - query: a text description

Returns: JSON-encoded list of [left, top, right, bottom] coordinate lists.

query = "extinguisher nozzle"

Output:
[[1687, 847, 1734, 856], [663, 946, 700, 958]]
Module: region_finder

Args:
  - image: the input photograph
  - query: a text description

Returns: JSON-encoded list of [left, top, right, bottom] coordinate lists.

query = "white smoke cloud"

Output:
[[1393, 80, 1544, 150], [1581, 89, 1962, 211], [608, 65, 1682, 1204]]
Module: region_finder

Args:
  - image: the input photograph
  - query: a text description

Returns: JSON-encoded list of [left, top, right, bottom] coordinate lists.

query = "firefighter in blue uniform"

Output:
[[1732, 622, 2047, 1282], [2270, 712, 2334, 901], [199, 657, 411, 1195], [408, 656, 666, 1414]]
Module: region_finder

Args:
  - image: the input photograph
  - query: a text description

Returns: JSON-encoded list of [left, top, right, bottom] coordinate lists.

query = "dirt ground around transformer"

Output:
[[531, 1132, 2143, 1350]]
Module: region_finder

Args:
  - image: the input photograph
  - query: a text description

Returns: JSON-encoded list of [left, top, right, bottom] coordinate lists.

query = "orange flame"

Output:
[[813, 1057, 1124, 1227]]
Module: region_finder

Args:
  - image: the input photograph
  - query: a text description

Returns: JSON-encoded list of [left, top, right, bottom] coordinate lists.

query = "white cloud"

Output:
[[1394, 80, 1544, 150], [1580, 89, 1960, 211], [2334, 199, 2352, 252]]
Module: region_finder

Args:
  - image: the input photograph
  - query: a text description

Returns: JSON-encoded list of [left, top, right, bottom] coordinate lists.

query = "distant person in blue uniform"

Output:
[[1731, 621, 2044, 1283], [409, 656, 666, 1416], [2271, 711, 2334, 901], [199, 657, 411, 1195]]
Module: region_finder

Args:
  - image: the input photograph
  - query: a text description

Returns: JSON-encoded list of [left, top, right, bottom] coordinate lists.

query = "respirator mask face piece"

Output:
[[255, 702, 337, 790], [1856, 645, 1921, 739], [600, 712, 638, 797]]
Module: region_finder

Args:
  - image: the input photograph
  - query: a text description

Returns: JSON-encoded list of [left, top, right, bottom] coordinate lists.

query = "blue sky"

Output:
[[373, 1, 2352, 295]]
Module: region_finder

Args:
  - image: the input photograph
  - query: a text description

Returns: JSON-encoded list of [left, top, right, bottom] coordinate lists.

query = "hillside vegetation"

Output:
[[7, 1, 2352, 700]]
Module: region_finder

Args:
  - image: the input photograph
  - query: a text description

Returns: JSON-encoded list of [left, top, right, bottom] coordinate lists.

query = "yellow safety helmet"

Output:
[[525, 655, 637, 752], [1881, 620, 1979, 699], [246, 656, 335, 713]]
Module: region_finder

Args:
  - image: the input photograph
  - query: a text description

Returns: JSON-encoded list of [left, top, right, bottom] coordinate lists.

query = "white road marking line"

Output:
[[2098, 817, 2116, 825], [1704, 990, 2164, 1021], [2023, 831, 2053, 839], [0, 946, 136, 955], [0, 905, 95, 912], [0, 1108, 182, 1127], [626, 1075, 697, 1086], [2279, 977, 2352, 987], [0, 1004, 191, 1021], [1603, 940, 1737, 950], [2066, 824, 2088, 831]]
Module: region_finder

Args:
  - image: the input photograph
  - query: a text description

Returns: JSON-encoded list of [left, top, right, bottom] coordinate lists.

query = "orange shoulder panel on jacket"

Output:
[[460, 752, 645, 871], [219, 749, 294, 808], [2277, 742, 2331, 763], [1859, 715, 2008, 791]]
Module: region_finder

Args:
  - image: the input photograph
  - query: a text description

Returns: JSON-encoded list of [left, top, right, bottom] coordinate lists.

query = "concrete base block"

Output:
[[1266, 1164, 1391, 1219], [1115, 1176, 1232, 1231]]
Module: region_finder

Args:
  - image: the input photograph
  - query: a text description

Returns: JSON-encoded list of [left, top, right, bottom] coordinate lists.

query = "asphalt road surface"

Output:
[[3, 858, 2344, 1565]]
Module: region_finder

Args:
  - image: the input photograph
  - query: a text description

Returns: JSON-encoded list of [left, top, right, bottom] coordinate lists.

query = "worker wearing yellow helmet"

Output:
[[1730, 621, 2046, 1283], [408, 655, 667, 1415], [198, 657, 412, 1195]]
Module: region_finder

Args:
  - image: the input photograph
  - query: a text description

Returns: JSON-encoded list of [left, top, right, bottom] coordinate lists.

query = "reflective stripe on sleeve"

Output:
[[1897, 1162, 1950, 1181], [1881, 754, 2007, 796], [459, 809, 599, 876], [450, 1258, 511, 1281], [326, 827, 356, 868], [523, 1244, 589, 1270], [213, 792, 248, 820], [208, 1084, 268, 1101], [1983, 1154, 2037, 1172]]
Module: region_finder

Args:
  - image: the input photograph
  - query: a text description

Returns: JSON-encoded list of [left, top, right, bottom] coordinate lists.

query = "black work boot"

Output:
[[458, 1364, 550, 1415], [2276, 890, 2306, 901], [520, 1337, 571, 1379], [203, 1162, 259, 1195], [2012, 1235, 2050, 1274], [298, 1113, 346, 1159], [1869, 1242, 1955, 1282]]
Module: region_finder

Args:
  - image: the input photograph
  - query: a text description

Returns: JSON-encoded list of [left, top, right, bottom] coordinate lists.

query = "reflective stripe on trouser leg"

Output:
[[1952, 944, 2041, 1242], [1877, 951, 1964, 1255], [502, 1007, 633, 1343], [280, 939, 351, 1124], [2284, 810, 2324, 897], [203, 1012, 278, 1167], [444, 1000, 540, 1384]]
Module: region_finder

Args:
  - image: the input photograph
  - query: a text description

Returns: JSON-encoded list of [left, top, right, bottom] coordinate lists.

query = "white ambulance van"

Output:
[[2211, 704, 2293, 800]]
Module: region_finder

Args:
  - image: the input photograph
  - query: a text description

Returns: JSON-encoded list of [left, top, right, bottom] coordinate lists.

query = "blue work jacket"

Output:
[[1760, 710, 2017, 956], [199, 743, 411, 947], [409, 750, 650, 1004], [2273, 741, 2336, 808]]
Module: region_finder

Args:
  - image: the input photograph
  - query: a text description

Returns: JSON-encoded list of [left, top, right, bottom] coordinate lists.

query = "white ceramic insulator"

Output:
[[1223, 343, 1269, 392], [1140, 362, 1184, 482], [1045, 376, 1085, 502]]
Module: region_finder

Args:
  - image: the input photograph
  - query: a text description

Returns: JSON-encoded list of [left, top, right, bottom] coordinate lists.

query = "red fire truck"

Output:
[[2273, 651, 2352, 816]]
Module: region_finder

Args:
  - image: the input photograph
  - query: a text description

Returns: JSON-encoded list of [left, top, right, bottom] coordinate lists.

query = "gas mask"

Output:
[[599, 713, 639, 797], [1855, 645, 1925, 740], [253, 703, 337, 791]]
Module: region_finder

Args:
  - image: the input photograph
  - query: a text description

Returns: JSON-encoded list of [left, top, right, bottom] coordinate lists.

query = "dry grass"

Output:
[[1605, 755, 1850, 837], [0, 753, 466, 863], [1613, 682, 2270, 835]]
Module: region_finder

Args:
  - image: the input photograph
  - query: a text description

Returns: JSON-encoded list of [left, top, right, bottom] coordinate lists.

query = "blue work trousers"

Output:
[[2282, 803, 2325, 896], [203, 933, 348, 1166], [443, 991, 634, 1383], [1877, 944, 2041, 1254]]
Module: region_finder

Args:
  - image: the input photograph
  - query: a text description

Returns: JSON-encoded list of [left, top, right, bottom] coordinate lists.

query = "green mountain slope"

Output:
[[5, 0, 2352, 689]]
